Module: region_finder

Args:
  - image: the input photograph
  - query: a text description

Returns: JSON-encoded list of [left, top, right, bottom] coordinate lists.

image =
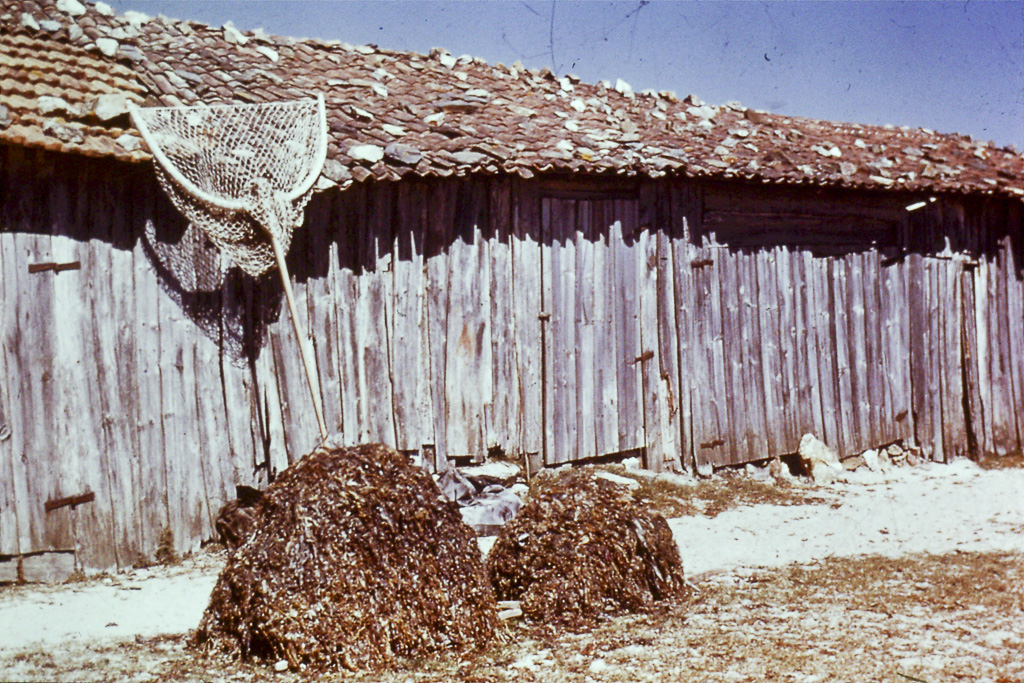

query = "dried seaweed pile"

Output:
[[486, 469, 687, 627], [195, 443, 497, 672]]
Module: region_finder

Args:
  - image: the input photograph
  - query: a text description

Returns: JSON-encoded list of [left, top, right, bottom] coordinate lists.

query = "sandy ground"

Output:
[[1, 458, 1022, 681], [0, 557, 222, 651], [672, 459, 1024, 576]]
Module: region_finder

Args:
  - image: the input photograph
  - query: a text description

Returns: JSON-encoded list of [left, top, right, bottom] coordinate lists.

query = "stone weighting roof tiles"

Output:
[[2, 0, 1023, 199]]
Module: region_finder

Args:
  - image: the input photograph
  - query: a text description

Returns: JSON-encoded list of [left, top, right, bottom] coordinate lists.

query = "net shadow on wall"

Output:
[[141, 197, 282, 366]]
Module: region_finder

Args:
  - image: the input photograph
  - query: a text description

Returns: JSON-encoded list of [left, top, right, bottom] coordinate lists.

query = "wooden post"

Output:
[[269, 233, 329, 443]]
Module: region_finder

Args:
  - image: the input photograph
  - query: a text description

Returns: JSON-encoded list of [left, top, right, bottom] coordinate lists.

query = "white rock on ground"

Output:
[[594, 470, 641, 490], [458, 461, 520, 482], [620, 467, 698, 488], [799, 433, 845, 485]]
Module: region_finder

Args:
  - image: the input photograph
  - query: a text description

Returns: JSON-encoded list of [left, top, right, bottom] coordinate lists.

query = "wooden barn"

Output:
[[2, 0, 1023, 573]]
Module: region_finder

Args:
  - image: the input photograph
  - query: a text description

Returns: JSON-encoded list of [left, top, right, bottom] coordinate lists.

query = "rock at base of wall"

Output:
[[799, 433, 844, 485]]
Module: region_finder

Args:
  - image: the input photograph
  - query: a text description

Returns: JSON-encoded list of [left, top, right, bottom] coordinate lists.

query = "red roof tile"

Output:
[[2, 0, 1023, 199]]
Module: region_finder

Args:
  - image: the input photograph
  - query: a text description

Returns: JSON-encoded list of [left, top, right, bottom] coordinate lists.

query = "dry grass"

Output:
[[5, 551, 1020, 682], [154, 528, 179, 566], [783, 551, 1024, 616], [595, 465, 833, 518], [978, 452, 1024, 471]]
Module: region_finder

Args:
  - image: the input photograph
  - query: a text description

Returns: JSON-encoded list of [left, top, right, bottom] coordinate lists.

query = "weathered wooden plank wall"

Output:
[[2, 145, 1023, 570], [0, 150, 256, 569]]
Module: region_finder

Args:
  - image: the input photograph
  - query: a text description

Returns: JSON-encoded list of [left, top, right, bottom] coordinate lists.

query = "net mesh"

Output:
[[132, 98, 324, 277]]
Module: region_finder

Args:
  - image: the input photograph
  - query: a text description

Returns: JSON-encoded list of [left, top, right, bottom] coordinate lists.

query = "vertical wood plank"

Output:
[[1003, 218, 1024, 452], [861, 251, 886, 445], [875, 255, 897, 445], [736, 250, 765, 462], [333, 185, 362, 447], [926, 259, 945, 460], [831, 257, 855, 456], [511, 179, 543, 459], [1, 231, 36, 555], [636, 227, 663, 468], [575, 201, 597, 461], [267, 290, 319, 460], [914, 256, 941, 460], [972, 258, 993, 454], [655, 227, 683, 471], [109, 179, 149, 563], [424, 196, 451, 465], [0, 230, 20, 555], [941, 257, 965, 459], [757, 248, 786, 456], [718, 244, 747, 464], [592, 200, 618, 457], [986, 231, 1013, 454], [445, 222, 492, 457], [155, 257, 205, 556], [0, 165, 23, 555], [50, 186, 91, 560], [219, 276, 264, 490], [390, 184, 430, 452], [914, 256, 935, 458], [3, 255, 34, 554], [961, 267, 983, 457], [892, 247, 916, 445], [613, 202, 643, 454], [17, 229, 58, 552], [370, 184, 399, 448], [332, 189, 361, 447], [266, 330, 297, 464], [488, 178, 519, 455], [669, 183, 696, 473], [257, 323, 290, 473], [691, 231, 728, 469], [811, 253, 840, 450], [191, 339, 226, 545], [794, 251, 823, 442], [133, 193, 171, 560], [636, 184, 671, 471], [411, 183, 438, 457], [306, 193, 344, 438], [333, 265, 360, 446], [549, 198, 577, 463], [356, 235, 398, 447], [848, 252, 871, 450], [774, 247, 801, 450], [74, 176, 128, 568], [270, 202, 323, 458], [539, 196, 555, 464]]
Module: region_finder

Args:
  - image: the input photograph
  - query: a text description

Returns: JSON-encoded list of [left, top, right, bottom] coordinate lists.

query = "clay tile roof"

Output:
[[2, 0, 1023, 199]]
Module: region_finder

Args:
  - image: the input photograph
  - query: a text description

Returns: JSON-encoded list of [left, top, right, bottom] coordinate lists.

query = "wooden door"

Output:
[[540, 196, 643, 465]]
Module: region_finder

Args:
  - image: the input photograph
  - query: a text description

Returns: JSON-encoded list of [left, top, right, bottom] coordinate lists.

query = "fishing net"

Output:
[[195, 443, 498, 672], [486, 468, 688, 629], [129, 97, 326, 277], [129, 95, 330, 439]]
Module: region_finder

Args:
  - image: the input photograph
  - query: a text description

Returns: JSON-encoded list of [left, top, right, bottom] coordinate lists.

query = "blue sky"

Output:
[[108, 0, 1024, 150]]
